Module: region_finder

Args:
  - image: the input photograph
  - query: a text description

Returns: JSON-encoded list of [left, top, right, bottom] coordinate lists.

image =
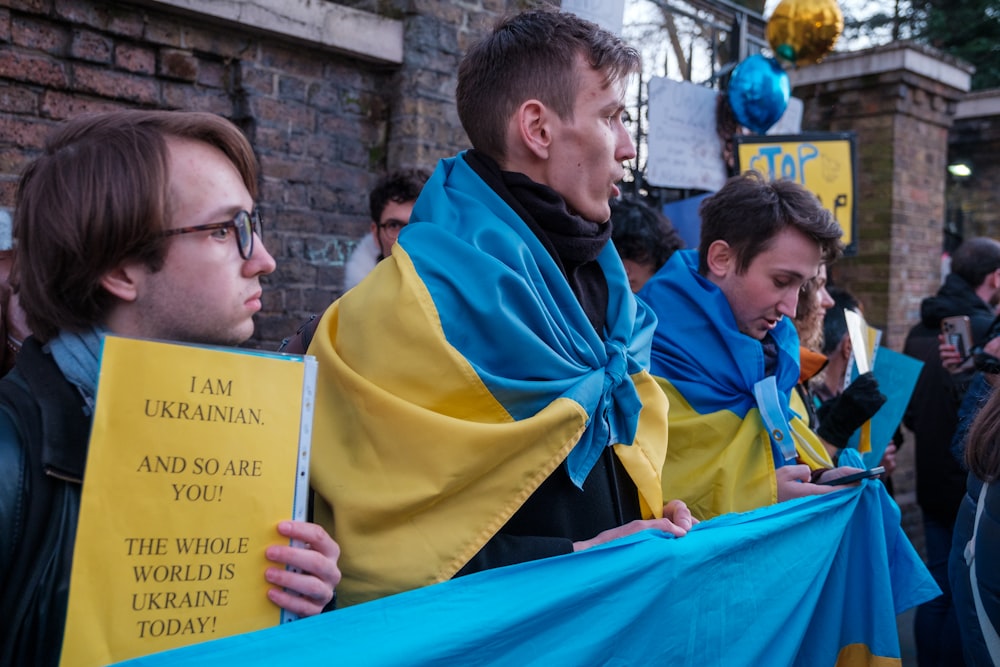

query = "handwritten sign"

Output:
[[60, 336, 316, 667], [646, 78, 728, 191], [735, 132, 857, 253]]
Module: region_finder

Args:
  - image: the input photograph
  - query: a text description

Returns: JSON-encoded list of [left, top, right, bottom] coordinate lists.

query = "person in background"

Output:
[[905, 236, 1000, 667], [343, 169, 429, 292], [610, 194, 683, 293], [949, 379, 1000, 666], [811, 286, 896, 486], [0, 111, 340, 666], [790, 262, 837, 433], [0, 246, 30, 375]]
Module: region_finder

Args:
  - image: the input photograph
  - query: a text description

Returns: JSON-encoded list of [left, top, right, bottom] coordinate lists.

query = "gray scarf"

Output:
[[47, 325, 106, 415]]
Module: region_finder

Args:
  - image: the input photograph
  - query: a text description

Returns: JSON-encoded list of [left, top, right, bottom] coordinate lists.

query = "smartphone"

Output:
[[816, 466, 885, 486], [942, 315, 973, 359]]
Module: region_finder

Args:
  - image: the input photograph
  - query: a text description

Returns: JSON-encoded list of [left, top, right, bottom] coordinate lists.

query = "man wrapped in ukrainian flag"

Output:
[[639, 172, 864, 521], [306, 8, 694, 608]]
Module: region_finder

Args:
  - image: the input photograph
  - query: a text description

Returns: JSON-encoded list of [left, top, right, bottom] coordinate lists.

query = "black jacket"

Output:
[[904, 273, 995, 524], [951, 474, 1000, 665], [0, 337, 89, 667]]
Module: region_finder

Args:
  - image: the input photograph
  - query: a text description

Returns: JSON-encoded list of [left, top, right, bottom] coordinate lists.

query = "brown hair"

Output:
[[951, 237, 1000, 289], [698, 171, 843, 276], [14, 110, 258, 342], [966, 386, 1000, 483], [456, 7, 639, 163], [369, 168, 429, 223]]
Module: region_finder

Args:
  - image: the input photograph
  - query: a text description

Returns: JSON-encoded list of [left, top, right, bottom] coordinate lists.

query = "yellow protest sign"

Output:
[[735, 132, 857, 253], [60, 336, 316, 667]]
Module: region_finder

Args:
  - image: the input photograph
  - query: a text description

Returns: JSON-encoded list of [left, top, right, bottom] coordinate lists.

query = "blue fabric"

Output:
[[116, 479, 938, 667], [639, 250, 801, 419], [46, 325, 106, 414], [753, 375, 797, 465], [400, 154, 656, 487]]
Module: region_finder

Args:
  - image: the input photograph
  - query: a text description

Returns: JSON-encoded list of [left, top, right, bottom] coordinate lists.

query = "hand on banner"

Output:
[[265, 521, 341, 616], [572, 499, 697, 552]]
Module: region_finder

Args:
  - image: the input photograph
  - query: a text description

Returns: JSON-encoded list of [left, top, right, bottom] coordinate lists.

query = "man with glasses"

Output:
[[0, 110, 341, 667], [343, 169, 429, 291]]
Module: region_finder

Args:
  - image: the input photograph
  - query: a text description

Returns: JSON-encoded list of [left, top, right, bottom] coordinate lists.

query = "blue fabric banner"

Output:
[[116, 479, 937, 667]]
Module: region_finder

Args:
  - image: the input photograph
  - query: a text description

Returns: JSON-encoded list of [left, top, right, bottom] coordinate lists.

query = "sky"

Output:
[[623, 0, 896, 84]]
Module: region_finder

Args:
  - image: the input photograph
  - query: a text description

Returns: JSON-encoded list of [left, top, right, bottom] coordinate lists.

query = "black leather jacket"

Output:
[[0, 338, 89, 667]]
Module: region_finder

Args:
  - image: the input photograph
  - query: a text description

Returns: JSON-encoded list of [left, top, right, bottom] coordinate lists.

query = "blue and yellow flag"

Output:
[[116, 480, 938, 667], [308, 153, 668, 606], [639, 250, 833, 519]]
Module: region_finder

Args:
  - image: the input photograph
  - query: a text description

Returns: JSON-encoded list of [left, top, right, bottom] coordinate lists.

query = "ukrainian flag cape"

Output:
[[308, 154, 667, 606], [117, 477, 939, 667], [639, 250, 832, 520]]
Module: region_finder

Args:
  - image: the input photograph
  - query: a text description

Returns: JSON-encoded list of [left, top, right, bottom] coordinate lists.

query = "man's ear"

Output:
[[99, 263, 143, 303], [839, 335, 854, 362], [513, 99, 551, 160], [705, 240, 734, 279]]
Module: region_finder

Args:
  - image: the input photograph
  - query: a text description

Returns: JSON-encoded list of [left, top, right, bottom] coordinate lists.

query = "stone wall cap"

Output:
[[139, 0, 404, 65], [789, 40, 972, 94], [956, 88, 1000, 119]]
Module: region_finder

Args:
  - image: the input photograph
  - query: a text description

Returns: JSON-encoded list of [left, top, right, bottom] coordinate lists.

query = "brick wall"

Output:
[[0, 0, 522, 349], [792, 44, 972, 558], [793, 47, 969, 350]]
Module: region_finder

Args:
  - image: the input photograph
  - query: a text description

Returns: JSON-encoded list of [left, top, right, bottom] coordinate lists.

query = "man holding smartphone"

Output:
[[639, 172, 867, 521], [903, 236, 1000, 666]]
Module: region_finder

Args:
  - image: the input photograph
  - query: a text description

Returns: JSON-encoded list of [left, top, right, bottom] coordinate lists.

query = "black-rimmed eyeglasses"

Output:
[[161, 209, 263, 260]]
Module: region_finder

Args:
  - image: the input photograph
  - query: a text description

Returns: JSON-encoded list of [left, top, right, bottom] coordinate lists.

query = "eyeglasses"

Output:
[[162, 209, 263, 260]]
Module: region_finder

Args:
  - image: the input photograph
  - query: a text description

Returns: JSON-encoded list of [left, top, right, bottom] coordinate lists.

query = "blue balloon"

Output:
[[727, 55, 790, 135]]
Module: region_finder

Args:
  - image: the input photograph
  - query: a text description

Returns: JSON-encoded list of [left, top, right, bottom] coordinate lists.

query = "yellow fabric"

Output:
[[836, 643, 901, 666], [657, 376, 832, 521], [309, 249, 667, 606]]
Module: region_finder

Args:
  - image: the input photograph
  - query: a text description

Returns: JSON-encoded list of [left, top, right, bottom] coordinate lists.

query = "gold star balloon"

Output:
[[766, 0, 844, 66]]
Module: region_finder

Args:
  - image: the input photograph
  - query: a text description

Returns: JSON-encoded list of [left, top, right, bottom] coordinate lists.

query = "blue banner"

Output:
[[117, 479, 937, 667]]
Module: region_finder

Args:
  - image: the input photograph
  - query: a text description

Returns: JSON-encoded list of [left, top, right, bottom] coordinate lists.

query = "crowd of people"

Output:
[[0, 6, 995, 666]]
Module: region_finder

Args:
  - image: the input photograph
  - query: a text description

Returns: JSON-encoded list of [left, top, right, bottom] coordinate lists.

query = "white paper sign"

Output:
[[646, 78, 728, 191]]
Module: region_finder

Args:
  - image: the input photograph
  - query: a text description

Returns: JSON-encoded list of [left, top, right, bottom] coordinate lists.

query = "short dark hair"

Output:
[[821, 286, 861, 355], [950, 237, 1000, 288], [369, 169, 429, 223], [456, 8, 639, 162], [698, 171, 843, 275], [611, 195, 684, 272], [14, 110, 258, 342]]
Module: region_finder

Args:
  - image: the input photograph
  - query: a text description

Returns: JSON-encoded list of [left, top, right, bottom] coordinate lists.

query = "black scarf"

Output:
[[463, 150, 610, 334]]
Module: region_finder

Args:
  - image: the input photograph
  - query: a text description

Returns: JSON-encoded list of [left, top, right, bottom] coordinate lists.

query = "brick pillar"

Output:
[[791, 43, 972, 556], [790, 42, 972, 348]]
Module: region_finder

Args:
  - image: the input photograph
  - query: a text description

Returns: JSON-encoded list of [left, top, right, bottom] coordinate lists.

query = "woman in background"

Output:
[[950, 383, 1000, 665]]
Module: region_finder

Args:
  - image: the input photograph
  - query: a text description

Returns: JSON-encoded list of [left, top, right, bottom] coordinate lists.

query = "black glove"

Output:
[[815, 372, 887, 449]]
